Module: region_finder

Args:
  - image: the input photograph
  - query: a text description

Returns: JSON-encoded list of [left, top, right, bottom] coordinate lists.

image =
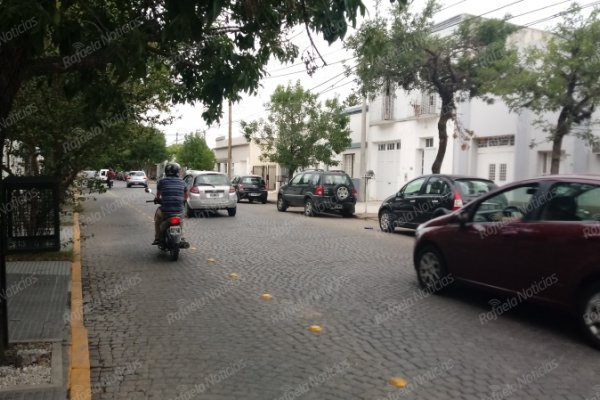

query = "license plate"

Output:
[[169, 227, 181, 235], [249, 193, 260, 196], [208, 193, 220, 198]]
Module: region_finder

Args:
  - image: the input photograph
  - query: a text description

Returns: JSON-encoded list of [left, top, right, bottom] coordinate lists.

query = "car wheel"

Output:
[[249, 198, 254, 203], [261, 198, 267, 204], [334, 184, 351, 202], [304, 199, 318, 217], [277, 195, 288, 212], [379, 210, 396, 233], [415, 246, 452, 292], [227, 207, 236, 217], [579, 283, 600, 349], [341, 210, 354, 218], [236, 195, 241, 203], [127, 184, 131, 188]]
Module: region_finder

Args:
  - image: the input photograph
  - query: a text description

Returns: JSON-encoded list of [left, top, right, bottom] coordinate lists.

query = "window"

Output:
[[499, 164, 507, 182], [387, 143, 395, 150], [402, 177, 426, 197], [541, 183, 600, 222], [473, 184, 538, 223], [299, 173, 316, 185], [476, 135, 515, 148], [290, 174, 303, 185], [424, 177, 450, 195], [488, 164, 496, 181], [425, 138, 434, 148], [378, 144, 386, 151], [194, 174, 229, 186], [396, 142, 401, 150]]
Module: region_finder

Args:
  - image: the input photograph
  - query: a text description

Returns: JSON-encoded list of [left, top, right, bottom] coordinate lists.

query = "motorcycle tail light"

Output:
[[169, 217, 181, 225]]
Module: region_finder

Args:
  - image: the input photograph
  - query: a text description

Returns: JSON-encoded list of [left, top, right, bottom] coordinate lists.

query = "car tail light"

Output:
[[238, 184, 244, 192], [314, 185, 324, 196], [229, 185, 235, 193], [453, 191, 464, 210], [190, 186, 200, 194], [126, 176, 130, 180], [169, 217, 181, 225], [352, 187, 357, 197]]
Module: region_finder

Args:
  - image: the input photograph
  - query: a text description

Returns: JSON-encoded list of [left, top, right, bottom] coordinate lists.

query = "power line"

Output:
[[263, 57, 357, 80], [523, 0, 600, 26], [309, 65, 356, 91]]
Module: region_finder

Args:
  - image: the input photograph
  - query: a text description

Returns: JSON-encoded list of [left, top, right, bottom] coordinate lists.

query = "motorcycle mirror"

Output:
[[145, 188, 152, 194]]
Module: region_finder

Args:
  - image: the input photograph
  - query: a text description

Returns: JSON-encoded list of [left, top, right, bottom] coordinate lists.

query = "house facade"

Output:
[[212, 136, 282, 190], [352, 21, 600, 201]]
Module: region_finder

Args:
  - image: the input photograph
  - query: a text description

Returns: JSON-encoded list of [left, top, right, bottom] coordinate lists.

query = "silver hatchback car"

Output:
[[183, 171, 237, 217]]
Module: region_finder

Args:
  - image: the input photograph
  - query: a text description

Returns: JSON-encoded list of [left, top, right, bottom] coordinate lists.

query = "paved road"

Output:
[[81, 181, 598, 400]]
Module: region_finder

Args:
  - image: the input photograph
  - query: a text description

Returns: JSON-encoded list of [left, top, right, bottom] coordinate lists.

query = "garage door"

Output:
[[375, 142, 401, 200]]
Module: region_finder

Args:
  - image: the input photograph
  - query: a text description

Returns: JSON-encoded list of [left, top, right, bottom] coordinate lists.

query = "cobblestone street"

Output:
[[81, 182, 599, 400]]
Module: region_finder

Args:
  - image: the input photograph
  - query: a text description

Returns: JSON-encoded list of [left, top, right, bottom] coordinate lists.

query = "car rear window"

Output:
[[455, 179, 496, 197], [322, 174, 351, 186], [194, 174, 229, 186], [241, 177, 264, 185], [131, 171, 145, 176]]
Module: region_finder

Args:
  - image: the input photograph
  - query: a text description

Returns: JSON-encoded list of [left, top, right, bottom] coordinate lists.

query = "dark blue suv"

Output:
[[277, 170, 357, 217]]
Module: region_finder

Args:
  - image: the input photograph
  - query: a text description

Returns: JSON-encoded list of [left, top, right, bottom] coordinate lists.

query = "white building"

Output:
[[354, 18, 600, 201], [212, 136, 281, 190]]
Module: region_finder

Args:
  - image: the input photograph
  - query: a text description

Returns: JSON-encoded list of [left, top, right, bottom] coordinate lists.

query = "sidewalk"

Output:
[[267, 190, 380, 220], [0, 216, 75, 399]]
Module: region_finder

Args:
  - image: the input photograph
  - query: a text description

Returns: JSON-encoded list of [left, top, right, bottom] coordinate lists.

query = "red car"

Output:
[[413, 175, 600, 348]]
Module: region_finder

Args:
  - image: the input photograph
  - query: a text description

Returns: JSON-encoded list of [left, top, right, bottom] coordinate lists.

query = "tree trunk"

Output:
[[431, 96, 455, 174], [551, 109, 570, 174]]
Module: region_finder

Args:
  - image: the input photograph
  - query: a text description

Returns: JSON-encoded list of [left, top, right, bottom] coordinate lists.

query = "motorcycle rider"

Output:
[[153, 162, 188, 245], [107, 168, 116, 188]]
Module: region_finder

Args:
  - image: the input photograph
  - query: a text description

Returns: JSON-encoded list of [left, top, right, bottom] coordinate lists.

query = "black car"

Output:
[[378, 174, 497, 232], [231, 175, 268, 204], [277, 169, 357, 217]]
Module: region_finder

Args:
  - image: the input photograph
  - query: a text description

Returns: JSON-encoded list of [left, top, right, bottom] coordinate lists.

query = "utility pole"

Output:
[[175, 132, 179, 145], [227, 100, 232, 179], [360, 96, 368, 201]]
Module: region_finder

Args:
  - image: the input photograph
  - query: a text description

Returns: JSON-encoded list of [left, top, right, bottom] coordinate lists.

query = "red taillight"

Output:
[[238, 184, 244, 192], [229, 185, 235, 193], [314, 185, 324, 196], [190, 186, 199, 194], [169, 217, 181, 225], [352, 187, 357, 197], [126, 176, 130, 180], [452, 191, 464, 210]]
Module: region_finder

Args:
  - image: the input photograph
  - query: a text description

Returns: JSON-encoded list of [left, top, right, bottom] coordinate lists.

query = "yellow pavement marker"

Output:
[[228, 273, 239, 279], [388, 377, 408, 388], [260, 293, 273, 300], [207, 257, 216, 263], [308, 325, 322, 333]]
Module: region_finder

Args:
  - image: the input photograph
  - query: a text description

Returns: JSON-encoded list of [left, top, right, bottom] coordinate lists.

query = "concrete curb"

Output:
[[69, 213, 91, 400]]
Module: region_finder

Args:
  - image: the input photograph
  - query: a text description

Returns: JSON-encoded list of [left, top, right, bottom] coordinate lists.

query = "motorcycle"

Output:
[[145, 188, 188, 261]]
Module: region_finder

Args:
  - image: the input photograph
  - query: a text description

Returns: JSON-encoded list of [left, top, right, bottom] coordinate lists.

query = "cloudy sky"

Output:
[[160, 0, 596, 146]]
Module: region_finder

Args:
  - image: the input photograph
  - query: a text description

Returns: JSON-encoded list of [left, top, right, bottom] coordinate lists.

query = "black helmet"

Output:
[[164, 162, 181, 177]]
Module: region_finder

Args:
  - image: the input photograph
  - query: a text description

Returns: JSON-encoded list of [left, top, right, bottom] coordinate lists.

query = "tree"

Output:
[[346, 0, 516, 173], [177, 134, 216, 171], [241, 81, 351, 177], [167, 144, 183, 161], [114, 124, 168, 172], [0, 0, 379, 165], [489, 5, 600, 174]]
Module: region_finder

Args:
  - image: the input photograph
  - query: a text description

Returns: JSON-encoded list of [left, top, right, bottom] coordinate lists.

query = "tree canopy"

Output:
[[177, 134, 216, 171], [241, 81, 351, 177], [0, 0, 374, 133], [346, 0, 516, 173], [488, 5, 600, 174]]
